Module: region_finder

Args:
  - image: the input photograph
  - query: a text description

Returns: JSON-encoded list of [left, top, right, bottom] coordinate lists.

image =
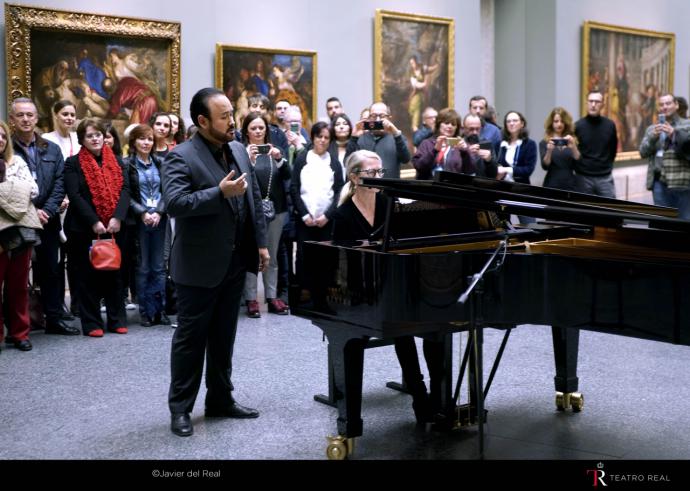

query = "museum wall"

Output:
[[496, 0, 689, 199], [0, 0, 484, 122], [2, 0, 687, 201]]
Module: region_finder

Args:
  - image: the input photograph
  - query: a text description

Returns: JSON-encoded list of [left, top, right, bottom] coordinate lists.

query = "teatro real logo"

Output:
[[586, 462, 607, 487]]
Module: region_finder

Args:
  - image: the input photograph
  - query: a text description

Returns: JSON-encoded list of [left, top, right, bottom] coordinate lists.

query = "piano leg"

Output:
[[551, 326, 584, 412], [318, 325, 367, 440], [313, 342, 338, 407]]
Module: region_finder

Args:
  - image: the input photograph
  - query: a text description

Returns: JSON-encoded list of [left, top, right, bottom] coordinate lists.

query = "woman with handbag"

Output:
[[241, 112, 291, 317], [0, 120, 41, 352], [126, 124, 169, 327], [64, 119, 130, 337]]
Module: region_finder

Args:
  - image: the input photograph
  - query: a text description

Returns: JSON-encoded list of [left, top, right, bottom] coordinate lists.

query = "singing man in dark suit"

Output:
[[162, 87, 269, 437]]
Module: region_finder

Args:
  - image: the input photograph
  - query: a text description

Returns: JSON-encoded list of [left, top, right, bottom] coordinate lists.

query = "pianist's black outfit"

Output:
[[332, 193, 444, 423]]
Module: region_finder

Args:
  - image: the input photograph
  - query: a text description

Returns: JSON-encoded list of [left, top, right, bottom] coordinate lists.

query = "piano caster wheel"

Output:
[[555, 392, 566, 411], [326, 435, 355, 460], [570, 392, 584, 412], [555, 391, 584, 412]]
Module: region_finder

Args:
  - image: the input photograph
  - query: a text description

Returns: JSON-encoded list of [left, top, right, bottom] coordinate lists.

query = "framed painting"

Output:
[[4, 4, 181, 136], [215, 44, 317, 130], [581, 21, 675, 161], [374, 10, 454, 158]]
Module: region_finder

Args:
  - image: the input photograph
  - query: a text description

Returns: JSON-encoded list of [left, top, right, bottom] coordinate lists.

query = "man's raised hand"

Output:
[[219, 170, 248, 198]]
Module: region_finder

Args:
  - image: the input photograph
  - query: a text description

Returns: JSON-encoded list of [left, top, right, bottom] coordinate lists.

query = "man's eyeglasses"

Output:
[[358, 168, 386, 177]]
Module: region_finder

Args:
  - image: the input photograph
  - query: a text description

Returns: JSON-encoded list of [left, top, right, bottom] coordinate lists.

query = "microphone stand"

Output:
[[457, 238, 508, 458]]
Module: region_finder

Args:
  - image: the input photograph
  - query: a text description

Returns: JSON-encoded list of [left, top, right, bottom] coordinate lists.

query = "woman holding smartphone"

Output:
[[412, 108, 473, 180], [540, 107, 580, 191], [242, 112, 291, 318]]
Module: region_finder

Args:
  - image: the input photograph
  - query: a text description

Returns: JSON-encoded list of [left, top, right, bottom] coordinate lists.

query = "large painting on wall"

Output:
[[4, 4, 181, 136], [215, 44, 317, 130], [374, 9, 454, 156], [582, 21, 675, 160]]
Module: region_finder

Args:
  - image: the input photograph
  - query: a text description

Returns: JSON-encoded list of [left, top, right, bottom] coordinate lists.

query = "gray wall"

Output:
[[496, 0, 689, 187], [0, 0, 484, 122]]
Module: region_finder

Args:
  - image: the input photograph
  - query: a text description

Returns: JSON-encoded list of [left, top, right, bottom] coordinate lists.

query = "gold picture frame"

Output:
[[215, 44, 317, 129], [374, 10, 454, 155], [581, 21, 675, 161], [5, 3, 181, 135]]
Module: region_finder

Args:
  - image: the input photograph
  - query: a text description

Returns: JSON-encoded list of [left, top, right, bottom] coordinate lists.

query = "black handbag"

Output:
[[261, 157, 276, 222]]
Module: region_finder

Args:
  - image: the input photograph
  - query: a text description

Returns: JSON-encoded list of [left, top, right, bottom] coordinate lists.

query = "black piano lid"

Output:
[[362, 172, 690, 233]]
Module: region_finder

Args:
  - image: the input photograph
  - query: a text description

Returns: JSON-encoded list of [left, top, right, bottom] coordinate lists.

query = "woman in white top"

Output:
[[42, 100, 79, 317], [0, 119, 41, 352], [290, 121, 344, 311], [42, 100, 81, 159]]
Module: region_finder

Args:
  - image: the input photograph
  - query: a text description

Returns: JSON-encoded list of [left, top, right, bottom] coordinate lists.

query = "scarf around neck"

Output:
[[78, 145, 123, 224]]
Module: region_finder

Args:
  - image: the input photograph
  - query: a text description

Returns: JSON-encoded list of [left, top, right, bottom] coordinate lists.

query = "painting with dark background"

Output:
[[375, 10, 454, 157], [216, 45, 316, 130], [582, 21, 674, 159]]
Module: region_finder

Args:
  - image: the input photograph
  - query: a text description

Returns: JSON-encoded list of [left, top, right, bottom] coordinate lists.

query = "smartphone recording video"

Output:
[[364, 121, 384, 131], [479, 140, 493, 151]]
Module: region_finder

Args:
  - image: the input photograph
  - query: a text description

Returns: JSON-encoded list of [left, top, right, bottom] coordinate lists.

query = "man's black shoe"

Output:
[[205, 402, 259, 419], [45, 321, 80, 336], [140, 315, 153, 327], [170, 413, 193, 437], [14, 339, 33, 351]]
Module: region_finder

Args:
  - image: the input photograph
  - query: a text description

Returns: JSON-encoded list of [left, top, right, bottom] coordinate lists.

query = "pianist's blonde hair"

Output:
[[338, 150, 382, 206]]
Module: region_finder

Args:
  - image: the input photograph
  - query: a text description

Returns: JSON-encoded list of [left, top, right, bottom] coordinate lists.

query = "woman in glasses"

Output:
[[64, 119, 130, 337], [332, 150, 386, 241], [332, 150, 445, 425]]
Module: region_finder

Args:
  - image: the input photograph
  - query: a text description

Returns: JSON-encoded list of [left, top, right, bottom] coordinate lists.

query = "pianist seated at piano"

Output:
[[332, 149, 445, 424]]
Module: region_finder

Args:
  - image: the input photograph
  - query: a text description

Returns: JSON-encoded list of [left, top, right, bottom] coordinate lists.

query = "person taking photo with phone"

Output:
[[540, 107, 580, 191], [346, 102, 410, 179], [639, 93, 690, 219], [241, 112, 291, 317], [412, 108, 474, 180]]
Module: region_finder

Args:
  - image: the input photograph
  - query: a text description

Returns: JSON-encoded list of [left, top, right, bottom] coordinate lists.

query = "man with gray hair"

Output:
[[346, 101, 410, 178], [10, 97, 79, 338], [283, 105, 310, 159]]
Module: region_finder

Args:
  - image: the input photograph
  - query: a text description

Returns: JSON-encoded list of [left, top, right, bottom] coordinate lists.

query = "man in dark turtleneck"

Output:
[[574, 91, 618, 198]]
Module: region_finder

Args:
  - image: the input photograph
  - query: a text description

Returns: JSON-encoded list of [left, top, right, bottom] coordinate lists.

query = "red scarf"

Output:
[[78, 145, 123, 224]]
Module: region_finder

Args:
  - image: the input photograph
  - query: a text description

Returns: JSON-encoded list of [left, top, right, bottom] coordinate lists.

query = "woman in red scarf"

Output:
[[64, 119, 130, 337]]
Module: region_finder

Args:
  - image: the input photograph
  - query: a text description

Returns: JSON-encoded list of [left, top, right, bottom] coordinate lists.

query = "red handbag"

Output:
[[89, 236, 121, 271]]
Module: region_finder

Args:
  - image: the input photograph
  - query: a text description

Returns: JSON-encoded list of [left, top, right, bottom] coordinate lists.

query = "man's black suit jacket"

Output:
[[162, 134, 267, 288]]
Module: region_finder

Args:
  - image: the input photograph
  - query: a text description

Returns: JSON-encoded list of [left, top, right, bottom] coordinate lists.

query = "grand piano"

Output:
[[293, 172, 690, 459]]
